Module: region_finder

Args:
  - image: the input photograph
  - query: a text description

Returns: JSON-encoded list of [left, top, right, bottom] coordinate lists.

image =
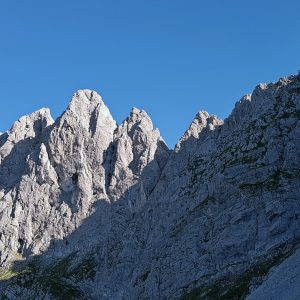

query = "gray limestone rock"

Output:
[[1, 73, 300, 299]]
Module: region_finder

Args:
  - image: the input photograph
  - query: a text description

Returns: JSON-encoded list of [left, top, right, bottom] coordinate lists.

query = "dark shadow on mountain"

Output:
[[0, 150, 174, 298], [0, 137, 34, 193], [0, 133, 8, 149], [0, 119, 51, 193], [102, 140, 115, 193], [0, 125, 226, 299], [2, 76, 300, 299]]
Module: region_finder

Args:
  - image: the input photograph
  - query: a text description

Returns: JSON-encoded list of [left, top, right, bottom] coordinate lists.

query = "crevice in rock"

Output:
[[17, 238, 24, 254]]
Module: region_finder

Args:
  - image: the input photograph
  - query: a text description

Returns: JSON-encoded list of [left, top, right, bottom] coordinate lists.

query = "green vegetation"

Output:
[[0, 268, 19, 281], [36, 255, 85, 299], [170, 196, 216, 239], [0, 253, 30, 281], [281, 110, 300, 120], [1, 252, 98, 300], [181, 248, 293, 300], [179, 157, 208, 198], [291, 87, 300, 94], [239, 168, 300, 193]]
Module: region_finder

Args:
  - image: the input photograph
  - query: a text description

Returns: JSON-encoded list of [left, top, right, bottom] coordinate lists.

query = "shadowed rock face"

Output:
[[1, 74, 300, 299], [108, 107, 170, 202]]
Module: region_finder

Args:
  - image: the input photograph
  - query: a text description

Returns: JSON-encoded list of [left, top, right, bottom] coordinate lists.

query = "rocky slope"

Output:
[[0, 74, 300, 299]]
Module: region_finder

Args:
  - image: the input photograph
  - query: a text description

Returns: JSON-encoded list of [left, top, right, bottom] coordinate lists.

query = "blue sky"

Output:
[[0, 0, 299, 147]]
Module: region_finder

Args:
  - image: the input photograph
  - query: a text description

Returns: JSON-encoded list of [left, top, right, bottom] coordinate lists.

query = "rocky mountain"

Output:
[[0, 73, 300, 299]]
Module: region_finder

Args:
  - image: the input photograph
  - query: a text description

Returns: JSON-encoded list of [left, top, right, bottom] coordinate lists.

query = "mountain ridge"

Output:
[[1, 73, 300, 299]]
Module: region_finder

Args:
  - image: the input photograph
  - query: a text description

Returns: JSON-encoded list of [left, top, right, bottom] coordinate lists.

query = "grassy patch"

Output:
[[180, 248, 293, 300], [1, 252, 97, 300], [36, 255, 84, 299], [240, 169, 279, 190], [0, 269, 19, 281]]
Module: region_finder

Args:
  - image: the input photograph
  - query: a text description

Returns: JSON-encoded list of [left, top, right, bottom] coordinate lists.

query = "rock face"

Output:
[[1, 74, 300, 299], [108, 107, 169, 203], [245, 246, 300, 300]]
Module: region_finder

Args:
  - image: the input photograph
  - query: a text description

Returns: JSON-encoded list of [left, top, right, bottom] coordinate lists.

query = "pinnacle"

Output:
[[68, 89, 105, 110], [131, 107, 142, 114], [194, 111, 210, 122], [129, 107, 149, 119], [10, 107, 54, 132], [62, 90, 116, 130]]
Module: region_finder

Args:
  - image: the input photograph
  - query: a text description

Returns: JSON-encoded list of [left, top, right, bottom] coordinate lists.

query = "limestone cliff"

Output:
[[1, 74, 300, 299]]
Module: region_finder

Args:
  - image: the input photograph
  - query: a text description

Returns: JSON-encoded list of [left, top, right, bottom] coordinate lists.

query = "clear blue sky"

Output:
[[0, 0, 299, 147]]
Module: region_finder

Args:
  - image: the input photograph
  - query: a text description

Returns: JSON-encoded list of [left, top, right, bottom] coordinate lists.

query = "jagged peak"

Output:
[[233, 93, 252, 110], [176, 110, 223, 150], [130, 107, 143, 115], [10, 107, 54, 134], [116, 107, 155, 137], [224, 73, 300, 131], [0, 108, 54, 168], [66, 89, 111, 117], [68, 89, 104, 109], [56, 90, 116, 135], [18, 107, 53, 123], [129, 107, 152, 124], [2, 72, 300, 299], [252, 74, 300, 95]]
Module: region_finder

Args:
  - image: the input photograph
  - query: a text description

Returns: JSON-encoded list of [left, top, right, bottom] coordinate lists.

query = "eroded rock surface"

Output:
[[1, 74, 300, 299]]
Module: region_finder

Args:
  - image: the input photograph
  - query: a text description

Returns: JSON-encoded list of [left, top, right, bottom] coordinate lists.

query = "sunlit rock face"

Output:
[[1, 74, 300, 300]]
